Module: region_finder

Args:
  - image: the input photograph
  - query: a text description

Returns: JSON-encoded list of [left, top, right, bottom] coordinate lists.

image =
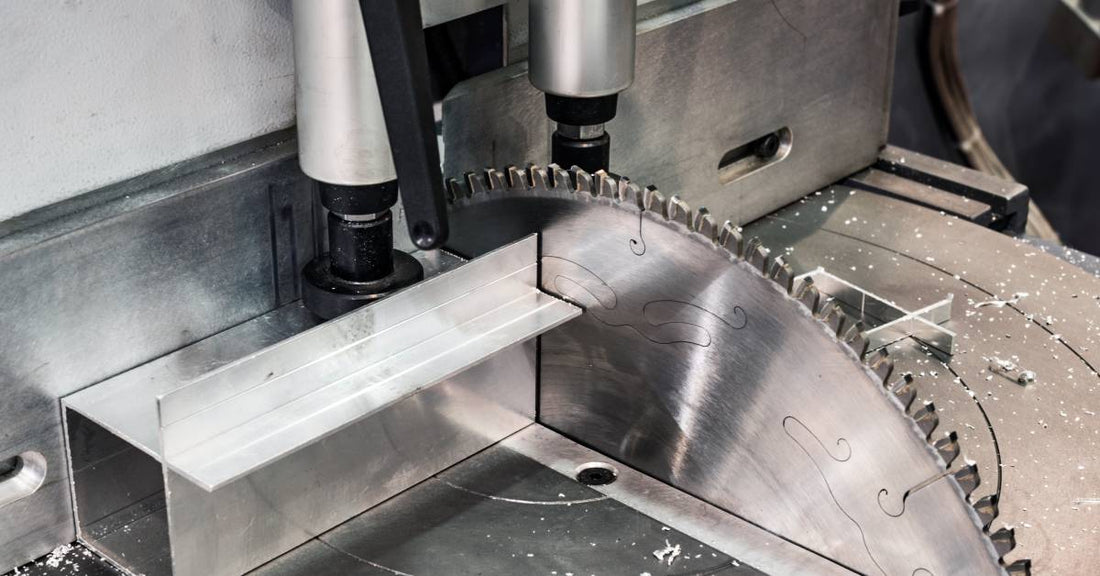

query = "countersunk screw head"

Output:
[[575, 462, 618, 486]]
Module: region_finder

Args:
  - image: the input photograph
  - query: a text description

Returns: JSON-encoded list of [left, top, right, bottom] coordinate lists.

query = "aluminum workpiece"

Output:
[[62, 236, 579, 576]]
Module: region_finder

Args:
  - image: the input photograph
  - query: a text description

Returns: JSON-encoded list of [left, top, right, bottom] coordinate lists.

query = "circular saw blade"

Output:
[[444, 165, 1017, 576]]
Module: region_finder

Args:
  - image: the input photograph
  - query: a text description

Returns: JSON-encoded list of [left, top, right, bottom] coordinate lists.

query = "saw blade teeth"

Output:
[[744, 238, 770, 273], [1004, 559, 1032, 576], [693, 208, 719, 242], [842, 323, 869, 358], [446, 177, 467, 202], [618, 178, 645, 209], [912, 402, 939, 440], [666, 194, 692, 226], [464, 171, 489, 197], [614, 173, 630, 200], [506, 165, 530, 189], [718, 221, 744, 258], [594, 170, 618, 198], [643, 186, 665, 213], [569, 167, 594, 194], [816, 299, 846, 336], [546, 164, 572, 193], [866, 349, 895, 384], [529, 165, 553, 191], [953, 463, 981, 499], [891, 373, 917, 410], [486, 168, 508, 191], [890, 372, 915, 388], [989, 527, 1016, 558], [770, 256, 794, 293], [793, 278, 821, 313], [840, 318, 863, 339], [742, 236, 761, 261], [932, 430, 960, 467], [973, 494, 1000, 531]]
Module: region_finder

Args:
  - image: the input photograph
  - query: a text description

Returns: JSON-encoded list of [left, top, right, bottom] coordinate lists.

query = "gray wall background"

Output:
[[890, 0, 1100, 253], [0, 0, 513, 225], [0, 0, 297, 223]]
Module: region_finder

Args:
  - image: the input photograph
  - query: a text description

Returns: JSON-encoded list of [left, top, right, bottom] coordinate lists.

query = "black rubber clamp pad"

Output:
[[545, 94, 619, 125], [302, 251, 424, 320], [319, 179, 399, 216], [552, 131, 611, 174]]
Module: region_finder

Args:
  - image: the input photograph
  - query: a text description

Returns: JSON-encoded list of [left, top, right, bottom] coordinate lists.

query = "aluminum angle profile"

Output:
[[159, 233, 580, 491], [796, 267, 956, 355]]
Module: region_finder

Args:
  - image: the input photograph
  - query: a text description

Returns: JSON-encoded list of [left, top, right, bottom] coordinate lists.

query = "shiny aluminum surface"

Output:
[[0, 452, 46, 511], [164, 346, 535, 576], [19, 428, 853, 576], [63, 300, 537, 576], [502, 425, 856, 575], [157, 236, 578, 490], [0, 132, 311, 572], [528, 0, 636, 98], [60, 250, 461, 462], [257, 425, 765, 576], [62, 239, 566, 576], [444, 167, 1004, 576], [292, 0, 395, 185], [746, 187, 1100, 575]]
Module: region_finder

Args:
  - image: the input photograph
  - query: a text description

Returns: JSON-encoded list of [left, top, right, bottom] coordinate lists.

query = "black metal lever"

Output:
[[359, 0, 449, 250]]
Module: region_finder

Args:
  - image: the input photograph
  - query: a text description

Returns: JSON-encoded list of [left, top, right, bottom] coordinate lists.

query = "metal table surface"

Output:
[[8, 425, 851, 576], [744, 188, 1100, 575]]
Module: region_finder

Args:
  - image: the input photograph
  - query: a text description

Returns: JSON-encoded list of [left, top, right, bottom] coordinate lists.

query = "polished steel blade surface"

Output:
[[444, 166, 1006, 576]]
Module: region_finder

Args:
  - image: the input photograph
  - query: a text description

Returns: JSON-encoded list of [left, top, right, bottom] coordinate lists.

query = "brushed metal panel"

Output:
[[65, 336, 536, 576], [0, 133, 312, 572], [156, 237, 577, 492], [443, 0, 899, 225], [502, 425, 858, 575], [166, 345, 535, 576]]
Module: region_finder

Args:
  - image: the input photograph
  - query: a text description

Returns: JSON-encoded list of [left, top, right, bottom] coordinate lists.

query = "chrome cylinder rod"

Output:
[[292, 0, 395, 186]]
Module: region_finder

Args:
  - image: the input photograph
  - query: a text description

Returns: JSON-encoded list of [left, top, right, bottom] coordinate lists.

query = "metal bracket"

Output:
[[847, 145, 1030, 234], [797, 267, 955, 356]]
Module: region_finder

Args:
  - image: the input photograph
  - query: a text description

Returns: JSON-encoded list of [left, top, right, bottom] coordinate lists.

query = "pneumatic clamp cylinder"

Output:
[[292, 0, 425, 320], [300, 181, 423, 321], [529, 0, 636, 173]]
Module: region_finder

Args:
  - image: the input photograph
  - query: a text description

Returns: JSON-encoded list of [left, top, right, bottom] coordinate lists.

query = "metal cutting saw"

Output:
[[2, 1, 1096, 576]]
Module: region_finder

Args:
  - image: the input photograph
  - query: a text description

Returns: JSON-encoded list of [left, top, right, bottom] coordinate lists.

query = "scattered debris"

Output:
[[44, 544, 73, 569], [974, 292, 1028, 308], [652, 539, 682, 566], [988, 357, 1017, 373], [984, 356, 1037, 386]]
